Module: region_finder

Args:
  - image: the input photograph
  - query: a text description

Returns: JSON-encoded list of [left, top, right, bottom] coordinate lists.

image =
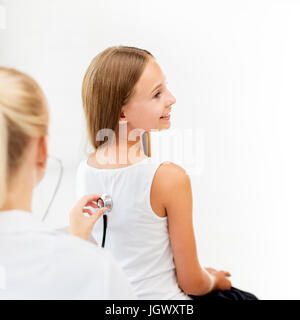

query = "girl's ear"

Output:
[[119, 109, 127, 121]]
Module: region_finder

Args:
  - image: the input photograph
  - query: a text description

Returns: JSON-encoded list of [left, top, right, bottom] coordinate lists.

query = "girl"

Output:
[[0, 66, 136, 299], [76, 46, 257, 300]]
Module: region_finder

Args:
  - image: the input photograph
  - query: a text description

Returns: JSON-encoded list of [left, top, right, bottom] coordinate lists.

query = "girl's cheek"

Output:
[[142, 116, 157, 130], [130, 114, 152, 130], [134, 116, 157, 131], [148, 111, 161, 125], [128, 105, 162, 129]]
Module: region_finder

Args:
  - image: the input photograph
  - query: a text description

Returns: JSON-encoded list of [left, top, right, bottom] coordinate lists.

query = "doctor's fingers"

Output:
[[84, 201, 98, 209], [82, 207, 107, 216], [83, 207, 107, 216], [76, 194, 102, 209], [83, 208, 94, 216], [89, 207, 108, 222]]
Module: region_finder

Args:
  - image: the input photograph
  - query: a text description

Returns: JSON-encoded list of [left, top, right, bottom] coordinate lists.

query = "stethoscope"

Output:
[[41, 156, 64, 222], [40, 157, 113, 248], [97, 194, 113, 248]]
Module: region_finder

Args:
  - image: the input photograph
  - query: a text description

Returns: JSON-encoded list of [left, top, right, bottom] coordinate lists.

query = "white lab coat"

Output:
[[0, 210, 137, 300]]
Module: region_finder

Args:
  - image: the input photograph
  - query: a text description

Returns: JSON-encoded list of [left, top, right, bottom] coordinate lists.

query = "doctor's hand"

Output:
[[69, 194, 108, 240]]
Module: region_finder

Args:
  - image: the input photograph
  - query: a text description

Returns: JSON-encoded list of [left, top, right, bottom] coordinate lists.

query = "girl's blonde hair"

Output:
[[82, 46, 154, 156], [0, 67, 49, 207]]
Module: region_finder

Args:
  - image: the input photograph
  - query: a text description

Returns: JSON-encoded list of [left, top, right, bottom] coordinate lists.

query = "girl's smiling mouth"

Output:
[[160, 111, 171, 120], [160, 114, 171, 120]]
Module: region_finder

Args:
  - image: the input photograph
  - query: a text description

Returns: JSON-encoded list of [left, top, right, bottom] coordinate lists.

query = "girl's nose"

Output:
[[168, 90, 176, 105]]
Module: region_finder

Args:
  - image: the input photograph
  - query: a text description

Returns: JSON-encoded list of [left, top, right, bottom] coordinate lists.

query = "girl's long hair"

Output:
[[82, 46, 154, 156]]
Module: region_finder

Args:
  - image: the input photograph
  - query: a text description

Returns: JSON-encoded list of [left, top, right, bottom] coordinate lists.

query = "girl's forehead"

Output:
[[135, 60, 165, 95]]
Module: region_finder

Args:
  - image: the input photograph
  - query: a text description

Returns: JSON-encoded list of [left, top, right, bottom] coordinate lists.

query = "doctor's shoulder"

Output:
[[50, 232, 137, 300]]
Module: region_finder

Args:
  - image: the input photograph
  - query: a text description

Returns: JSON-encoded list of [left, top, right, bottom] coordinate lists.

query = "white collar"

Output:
[[0, 210, 54, 234]]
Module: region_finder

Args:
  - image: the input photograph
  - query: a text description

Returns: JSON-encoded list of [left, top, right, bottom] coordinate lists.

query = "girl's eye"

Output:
[[154, 92, 161, 99]]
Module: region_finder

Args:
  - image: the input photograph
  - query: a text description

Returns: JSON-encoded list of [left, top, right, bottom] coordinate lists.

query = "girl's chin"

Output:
[[157, 123, 171, 131]]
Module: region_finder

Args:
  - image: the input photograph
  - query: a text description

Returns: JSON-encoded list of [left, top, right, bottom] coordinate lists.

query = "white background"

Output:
[[1, 0, 300, 299]]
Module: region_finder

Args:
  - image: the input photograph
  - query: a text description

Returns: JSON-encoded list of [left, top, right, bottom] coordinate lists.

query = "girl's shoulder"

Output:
[[150, 161, 191, 218], [152, 161, 191, 195], [156, 161, 189, 181]]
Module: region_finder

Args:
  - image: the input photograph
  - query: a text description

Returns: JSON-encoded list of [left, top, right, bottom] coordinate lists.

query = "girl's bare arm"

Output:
[[152, 162, 231, 295]]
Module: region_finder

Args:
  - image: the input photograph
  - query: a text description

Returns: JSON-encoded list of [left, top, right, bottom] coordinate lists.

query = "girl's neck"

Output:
[[90, 134, 148, 169]]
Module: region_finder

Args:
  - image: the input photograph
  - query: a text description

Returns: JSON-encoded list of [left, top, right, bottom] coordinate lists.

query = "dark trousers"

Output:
[[188, 286, 258, 300]]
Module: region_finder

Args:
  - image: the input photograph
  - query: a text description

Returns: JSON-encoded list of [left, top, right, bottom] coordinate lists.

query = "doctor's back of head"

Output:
[[0, 67, 136, 300], [0, 67, 49, 211]]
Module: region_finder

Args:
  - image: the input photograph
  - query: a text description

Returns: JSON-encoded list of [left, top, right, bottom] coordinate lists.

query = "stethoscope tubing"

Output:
[[97, 194, 113, 248]]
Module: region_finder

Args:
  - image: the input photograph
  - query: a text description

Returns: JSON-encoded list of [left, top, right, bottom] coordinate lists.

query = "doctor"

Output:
[[0, 66, 136, 299]]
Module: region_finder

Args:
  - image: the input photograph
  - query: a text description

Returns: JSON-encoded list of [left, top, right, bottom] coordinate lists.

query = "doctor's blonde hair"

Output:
[[0, 67, 49, 208], [82, 46, 153, 156]]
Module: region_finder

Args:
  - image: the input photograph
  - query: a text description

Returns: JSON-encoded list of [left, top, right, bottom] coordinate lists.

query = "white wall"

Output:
[[1, 0, 300, 299]]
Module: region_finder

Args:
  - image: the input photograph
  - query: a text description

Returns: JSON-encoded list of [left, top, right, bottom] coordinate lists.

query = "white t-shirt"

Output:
[[0, 210, 136, 300], [76, 156, 192, 300]]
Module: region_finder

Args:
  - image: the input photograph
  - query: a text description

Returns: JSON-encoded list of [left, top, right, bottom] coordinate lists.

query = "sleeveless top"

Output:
[[76, 156, 192, 300]]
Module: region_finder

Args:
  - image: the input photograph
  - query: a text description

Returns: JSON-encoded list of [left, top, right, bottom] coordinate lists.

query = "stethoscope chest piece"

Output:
[[97, 194, 113, 248], [97, 194, 113, 213]]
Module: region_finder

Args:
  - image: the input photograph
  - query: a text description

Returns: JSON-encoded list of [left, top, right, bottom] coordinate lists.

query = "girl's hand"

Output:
[[69, 194, 108, 240], [205, 267, 232, 291]]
